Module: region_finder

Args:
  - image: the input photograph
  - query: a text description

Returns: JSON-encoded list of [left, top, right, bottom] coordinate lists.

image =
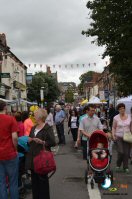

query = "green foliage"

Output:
[[83, 0, 132, 95], [65, 87, 74, 103], [78, 71, 94, 94], [27, 72, 60, 104]]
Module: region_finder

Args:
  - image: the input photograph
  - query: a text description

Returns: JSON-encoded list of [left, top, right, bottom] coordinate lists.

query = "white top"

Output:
[[34, 128, 40, 136], [45, 113, 54, 126], [71, 116, 78, 129]]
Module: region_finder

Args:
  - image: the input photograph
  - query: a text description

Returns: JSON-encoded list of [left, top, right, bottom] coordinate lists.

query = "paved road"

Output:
[[25, 122, 132, 199]]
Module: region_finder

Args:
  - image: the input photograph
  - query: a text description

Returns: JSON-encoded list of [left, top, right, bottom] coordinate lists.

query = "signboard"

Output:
[[104, 89, 109, 100], [0, 85, 6, 96], [0, 73, 10, 78], [99, 91, 105, 101]]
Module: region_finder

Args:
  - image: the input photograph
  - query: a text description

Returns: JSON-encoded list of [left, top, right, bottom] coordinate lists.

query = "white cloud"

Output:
[[0, 0, 109, 84]]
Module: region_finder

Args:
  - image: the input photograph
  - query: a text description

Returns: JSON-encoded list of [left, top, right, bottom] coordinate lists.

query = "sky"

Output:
[[0, 0, 109, 85]]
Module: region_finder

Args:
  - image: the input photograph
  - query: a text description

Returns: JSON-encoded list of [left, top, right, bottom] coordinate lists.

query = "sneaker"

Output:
[[124, 168, 130, 173], [115, 166, 120, 171]]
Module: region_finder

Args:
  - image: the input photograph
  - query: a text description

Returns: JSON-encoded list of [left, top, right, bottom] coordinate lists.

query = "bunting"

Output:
[[26, 61, 109, 69]]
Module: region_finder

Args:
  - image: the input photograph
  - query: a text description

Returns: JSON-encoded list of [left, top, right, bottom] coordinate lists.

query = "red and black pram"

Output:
[[85, 130, 113, 189]]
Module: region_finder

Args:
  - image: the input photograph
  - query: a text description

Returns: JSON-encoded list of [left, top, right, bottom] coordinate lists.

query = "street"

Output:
[[25, 122, 132, 199]]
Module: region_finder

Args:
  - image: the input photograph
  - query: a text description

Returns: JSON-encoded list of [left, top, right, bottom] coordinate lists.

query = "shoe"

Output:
[[115, 167, 121, 172], [124, 168, 130, 173]]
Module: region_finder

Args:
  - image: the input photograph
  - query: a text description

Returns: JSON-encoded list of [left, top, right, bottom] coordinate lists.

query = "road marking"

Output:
[[87, 182, 101, 199]]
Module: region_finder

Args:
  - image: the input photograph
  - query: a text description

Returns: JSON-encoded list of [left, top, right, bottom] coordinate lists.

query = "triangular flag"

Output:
[[34, 64, 36, 67], [59, 65, 61, 68], [82, 64, 85, 67], [53, 65, 55, 68], [40, 64, 42, 68], [94, 63, 96, 66]]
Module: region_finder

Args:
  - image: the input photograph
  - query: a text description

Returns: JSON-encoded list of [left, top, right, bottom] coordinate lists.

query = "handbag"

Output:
[[123, 132, 132, 143], [33, 148, 56, 177]]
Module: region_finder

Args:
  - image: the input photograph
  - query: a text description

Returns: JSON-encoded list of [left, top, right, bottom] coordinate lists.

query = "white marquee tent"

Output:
[[88, 96, 107, 104]]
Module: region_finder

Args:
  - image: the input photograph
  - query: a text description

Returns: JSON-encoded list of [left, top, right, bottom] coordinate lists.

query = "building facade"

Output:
[[0, 33, 27, 109]]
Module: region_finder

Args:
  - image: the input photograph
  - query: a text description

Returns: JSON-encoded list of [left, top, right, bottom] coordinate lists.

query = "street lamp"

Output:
[[40, 87, 44, 108]]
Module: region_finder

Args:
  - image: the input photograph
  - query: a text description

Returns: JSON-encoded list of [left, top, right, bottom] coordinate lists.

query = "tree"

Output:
[[78, 71, 100, 94], [82, 0, 132, 95], [65, 87, 74, 103], [27, 72, 60, 105]]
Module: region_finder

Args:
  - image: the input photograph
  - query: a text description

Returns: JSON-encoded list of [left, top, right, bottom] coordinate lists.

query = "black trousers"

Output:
[[56, 123, 65, 144], [116, 139, 131, 169], [82, 140, 87, 160], [31, 171, 50, 199], [70, 128, 78, 141]]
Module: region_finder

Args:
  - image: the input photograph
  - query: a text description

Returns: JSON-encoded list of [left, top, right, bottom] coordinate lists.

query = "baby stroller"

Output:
[[85, 130, 113, 189], [18, 136, 31, 198]]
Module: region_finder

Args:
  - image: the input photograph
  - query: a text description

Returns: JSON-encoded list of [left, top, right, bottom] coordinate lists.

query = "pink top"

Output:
[[112, 114, 131, 138], [17, 121, 25, 137]]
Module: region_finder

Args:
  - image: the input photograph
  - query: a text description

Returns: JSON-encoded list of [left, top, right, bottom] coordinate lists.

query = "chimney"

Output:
[[46, 66, 51, 75]]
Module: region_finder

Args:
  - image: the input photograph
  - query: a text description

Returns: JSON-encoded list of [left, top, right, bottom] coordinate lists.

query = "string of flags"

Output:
[[26, 61, 108, 68]]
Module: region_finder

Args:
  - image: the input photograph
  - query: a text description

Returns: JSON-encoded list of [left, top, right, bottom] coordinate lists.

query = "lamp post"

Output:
[[40, 87, 44, 108]]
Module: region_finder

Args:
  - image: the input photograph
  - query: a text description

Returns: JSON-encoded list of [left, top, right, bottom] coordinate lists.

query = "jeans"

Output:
[[0, 156, 19, 199]]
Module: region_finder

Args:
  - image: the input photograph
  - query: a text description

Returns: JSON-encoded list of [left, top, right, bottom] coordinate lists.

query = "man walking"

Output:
[[54, 105, 66, 144], [0, 100, 19, 199], [79, 104, 103, 160]]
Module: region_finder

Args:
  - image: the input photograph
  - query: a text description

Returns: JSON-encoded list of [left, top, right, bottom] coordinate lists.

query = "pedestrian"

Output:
[[54, 104, 66, 144], [76, 105, 89, 148], [14, 112, 25, 137], [79, 104, 103, 160], [25, 108, 56, 199], [68, 109, 79, 147], [108, 104, 117, 130], [112, 103, 131, 173], [22, 111, 34, 136], [45, 106, 54, 127], [0, 100, 19, 199]]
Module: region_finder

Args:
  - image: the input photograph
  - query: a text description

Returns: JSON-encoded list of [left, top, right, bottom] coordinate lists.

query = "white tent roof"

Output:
[[117, 95, 132, 103], [88, 96, 106, 104], [117, 95, 132, 114]]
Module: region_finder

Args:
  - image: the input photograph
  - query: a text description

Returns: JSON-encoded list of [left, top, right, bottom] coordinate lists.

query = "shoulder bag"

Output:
[[33, 147, 56, 178], [123, 132, 132, 143]]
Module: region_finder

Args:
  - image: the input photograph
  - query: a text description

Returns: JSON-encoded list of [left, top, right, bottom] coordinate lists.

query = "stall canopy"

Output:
[[0, 98, 37, 105], [117, 96, 132, 114], [88, 96, 107, 104], [81, 99, 88, 105]]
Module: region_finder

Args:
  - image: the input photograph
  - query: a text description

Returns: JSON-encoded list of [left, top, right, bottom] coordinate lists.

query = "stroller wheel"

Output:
[[107, 170, 113, 183], [91, 179, 94, 189], [84, 170, 88, 184]]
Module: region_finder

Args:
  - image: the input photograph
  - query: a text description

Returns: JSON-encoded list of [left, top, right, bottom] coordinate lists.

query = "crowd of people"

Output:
[[0, 99, 132, 199]]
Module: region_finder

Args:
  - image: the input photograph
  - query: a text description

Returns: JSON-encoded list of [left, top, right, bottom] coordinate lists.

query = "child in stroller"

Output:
[[85, 130, 113, 189], [92, 142, 107, 160]]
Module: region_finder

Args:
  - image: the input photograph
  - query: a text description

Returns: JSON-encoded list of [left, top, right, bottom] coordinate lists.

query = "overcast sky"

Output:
[[0, 0, 108, 85]]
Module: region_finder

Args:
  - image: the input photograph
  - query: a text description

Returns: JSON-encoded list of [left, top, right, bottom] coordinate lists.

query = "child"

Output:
[[92, 142, 107, 159]]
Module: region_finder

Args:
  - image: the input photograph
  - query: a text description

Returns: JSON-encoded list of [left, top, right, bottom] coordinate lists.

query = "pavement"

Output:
[[25, 122, 132, 199]]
